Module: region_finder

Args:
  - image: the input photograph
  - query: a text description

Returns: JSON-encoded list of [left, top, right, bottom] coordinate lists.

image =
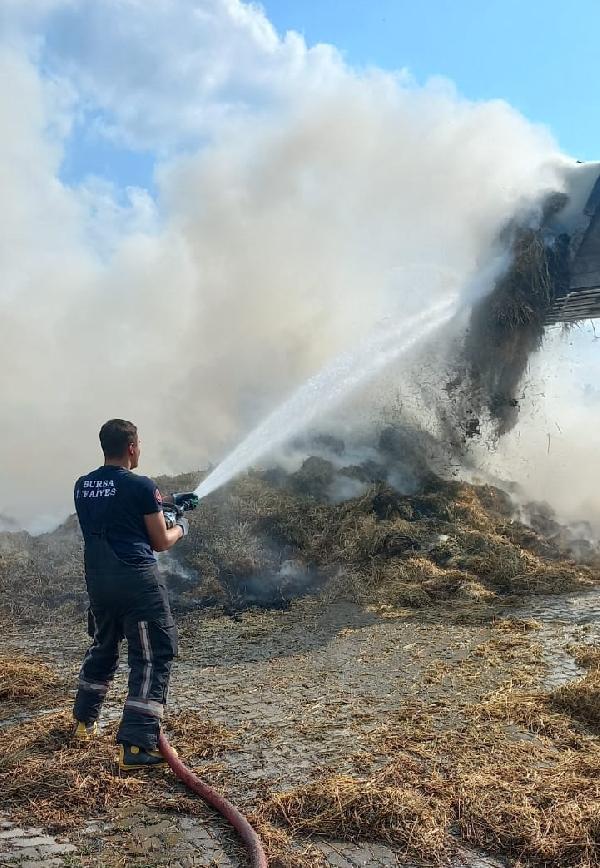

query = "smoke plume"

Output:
[[0, 0, 594, 531]]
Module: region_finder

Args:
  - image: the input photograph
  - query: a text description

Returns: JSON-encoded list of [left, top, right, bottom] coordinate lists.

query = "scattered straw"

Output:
[[165, 710, 239, 759], [570, 644, 600, 671], [0, 711, 144, 832], [0, 698, 240, 836], [258, 773, 451, 863], [552, 671, 600, 727], [0, 654, 64, 701], [248, 816, 328, 868], [257, 681, 600, 868]]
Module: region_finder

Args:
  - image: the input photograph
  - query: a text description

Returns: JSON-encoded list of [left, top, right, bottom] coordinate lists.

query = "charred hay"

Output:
[[1, 464, 598, 620], [455, 225, 570, 436], [174, 470, 597, 610]]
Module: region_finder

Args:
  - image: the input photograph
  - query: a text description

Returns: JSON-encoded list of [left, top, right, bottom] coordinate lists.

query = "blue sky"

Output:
[[264, 0, 598, 161]]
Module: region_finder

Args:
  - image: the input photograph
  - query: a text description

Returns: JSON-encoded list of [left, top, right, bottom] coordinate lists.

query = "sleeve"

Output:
[[74, 477, 83, 508], [137, 476, 163, 516]]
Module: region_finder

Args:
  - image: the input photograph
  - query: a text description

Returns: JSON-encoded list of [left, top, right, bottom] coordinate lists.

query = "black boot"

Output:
[[118, 743, 167, 771]]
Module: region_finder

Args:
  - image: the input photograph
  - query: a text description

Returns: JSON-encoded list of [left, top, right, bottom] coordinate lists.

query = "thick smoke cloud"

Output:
[[482, 327, 600, 529], [3, 0, 343, 151], [1, 0, 592, 531]]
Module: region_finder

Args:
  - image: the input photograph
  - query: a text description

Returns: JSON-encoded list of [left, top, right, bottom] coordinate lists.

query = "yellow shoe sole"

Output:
[[72, 721, 98, 742], [118, 746, 167, 771]]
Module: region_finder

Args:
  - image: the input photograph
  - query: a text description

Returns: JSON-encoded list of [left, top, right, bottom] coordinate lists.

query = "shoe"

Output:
[[72, 719, 98, 741], [118, 743, 167, 771]]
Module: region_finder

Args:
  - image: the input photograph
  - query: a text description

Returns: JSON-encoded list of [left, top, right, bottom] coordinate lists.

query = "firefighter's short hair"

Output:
[[99, 419, 138, 458]]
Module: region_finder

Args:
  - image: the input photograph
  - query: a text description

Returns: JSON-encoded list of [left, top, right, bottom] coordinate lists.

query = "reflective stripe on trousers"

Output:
[[72, 532, 177, 750]]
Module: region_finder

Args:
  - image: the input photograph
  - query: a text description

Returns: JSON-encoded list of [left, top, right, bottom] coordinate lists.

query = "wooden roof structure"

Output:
[[545, 174, 600, 324]]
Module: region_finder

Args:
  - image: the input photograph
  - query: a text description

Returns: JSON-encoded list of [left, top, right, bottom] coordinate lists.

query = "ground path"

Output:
[[3, 596, 570, 867]]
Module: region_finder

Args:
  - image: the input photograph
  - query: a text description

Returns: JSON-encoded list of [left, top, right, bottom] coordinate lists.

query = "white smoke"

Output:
[[483, 325, 600, 531], [0, 0, 587, 530]]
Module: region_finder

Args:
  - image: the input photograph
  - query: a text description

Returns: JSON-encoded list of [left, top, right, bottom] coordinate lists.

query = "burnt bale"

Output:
[[411, 494, 456, 522], [339, 461, 388, 485], [381, 531, 421, 556], [371, 487, 414, 521], [290, 457, 335, 499]]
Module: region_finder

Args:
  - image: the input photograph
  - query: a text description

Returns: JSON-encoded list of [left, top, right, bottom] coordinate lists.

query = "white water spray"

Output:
[[195, 296, 458, 500]]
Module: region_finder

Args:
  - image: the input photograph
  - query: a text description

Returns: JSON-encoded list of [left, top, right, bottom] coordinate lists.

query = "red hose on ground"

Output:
[[158, 732, 268, 868]]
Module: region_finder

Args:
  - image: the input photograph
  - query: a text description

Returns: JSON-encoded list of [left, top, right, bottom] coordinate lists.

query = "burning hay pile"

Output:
[[1, 453, 598, 621], [0, 514, 84, 622], [168, 463, 599, 611]]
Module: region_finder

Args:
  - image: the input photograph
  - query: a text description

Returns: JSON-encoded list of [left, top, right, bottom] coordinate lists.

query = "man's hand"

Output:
[[144, 512, 185, 553], [176, 516, 189, 539]]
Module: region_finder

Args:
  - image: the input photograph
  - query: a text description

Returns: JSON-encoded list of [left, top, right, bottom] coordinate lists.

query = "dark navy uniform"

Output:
[[72, 466, 177, 750]]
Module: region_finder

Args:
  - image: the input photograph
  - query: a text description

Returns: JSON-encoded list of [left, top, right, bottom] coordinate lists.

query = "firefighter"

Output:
[[71, 419, 187, 770]]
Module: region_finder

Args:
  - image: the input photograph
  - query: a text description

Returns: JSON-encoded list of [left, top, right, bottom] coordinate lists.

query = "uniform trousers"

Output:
[[72, 533, 177, 750]]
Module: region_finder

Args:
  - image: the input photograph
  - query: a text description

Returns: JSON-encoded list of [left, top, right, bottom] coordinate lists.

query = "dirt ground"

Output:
[[4, 586, 595, 868]]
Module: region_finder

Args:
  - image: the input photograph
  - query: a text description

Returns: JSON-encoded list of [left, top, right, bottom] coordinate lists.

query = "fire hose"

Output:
[[158, 731, 268, 867], [158, 492, 268, 864]]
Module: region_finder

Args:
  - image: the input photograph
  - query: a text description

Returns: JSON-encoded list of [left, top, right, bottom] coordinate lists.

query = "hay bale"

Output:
[[500, 520, 561, 559], [165, 711, 238, 759], [474, 485, 515, 519], [452, 530, 527, 586], [211, 520, 275, 579], [461, 226, 564, 436], [453, 580, 497, 603], [451, 484, 498, 532], [383, 581, 432, 609], [290, 457, 335, 499], [248, 816, 328, 867], [410, 494, 456, 522], [339, 461, 388, 486], [428, 537, 461, 566]]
